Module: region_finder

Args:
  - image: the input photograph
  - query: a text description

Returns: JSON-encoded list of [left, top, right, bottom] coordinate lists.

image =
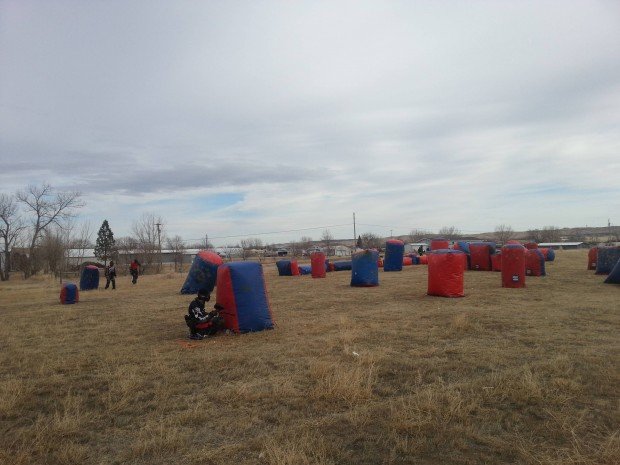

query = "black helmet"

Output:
[[197, 289, 210, 300]]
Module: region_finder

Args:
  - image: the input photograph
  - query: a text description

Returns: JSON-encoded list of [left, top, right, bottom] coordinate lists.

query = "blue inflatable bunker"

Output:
[[351, 249, 379, 287], [333, 261, 352, 271], [546, 248, 556, 262], [596, 247, 620, 275], [216, 262, 274, 333], [299, 265, 312, 275], [276, 260, 293, 276], [180, 250, 224, 294], [384, 239, 404, 272], [80, 265, 99, 291], [60, 282, 79, 304], [453, 241, 471, 254], [604, 258, 620, 284]]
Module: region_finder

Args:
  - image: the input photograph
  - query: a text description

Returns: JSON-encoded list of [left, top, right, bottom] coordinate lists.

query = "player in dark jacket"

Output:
[[129, 259, 141, 284], [184, 289, 225, 340], [105, 261, 116, 289]]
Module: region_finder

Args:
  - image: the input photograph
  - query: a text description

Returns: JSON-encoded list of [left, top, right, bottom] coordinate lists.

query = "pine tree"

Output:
[[356, 235, 363, 249], [94, 219, 115, 264]]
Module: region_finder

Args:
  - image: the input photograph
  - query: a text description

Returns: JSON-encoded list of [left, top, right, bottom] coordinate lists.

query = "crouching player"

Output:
[[185, 289, 225, 340]]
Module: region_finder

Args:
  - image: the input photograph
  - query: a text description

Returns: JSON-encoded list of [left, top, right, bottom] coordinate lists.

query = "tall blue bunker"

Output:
[[80, 265, 100, 291], [384, 239, 405, 272], [351, 249, 379, 287]]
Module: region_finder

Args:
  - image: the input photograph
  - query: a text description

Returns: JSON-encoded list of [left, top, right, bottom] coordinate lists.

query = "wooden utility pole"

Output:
[[353, 212, 356, 247], [155, 222, 162, 272]]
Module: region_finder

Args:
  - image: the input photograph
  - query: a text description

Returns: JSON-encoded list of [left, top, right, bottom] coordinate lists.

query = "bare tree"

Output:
[[166, 235, 186, 272], [0, 193, 26, 280], [39, 226, 67, 275], [132, 213, 165, 273], [321, 230, 334, 256], [494, 224, 515, 245], [438, 226, 462, 240], [360, 232, 382, 250], [528, 229, 543, 243], [541, 226, 561, 242], [408, 228, 432, 243], [116, 236, 139, 269], [298, 235, 313, 254], [69, 221, 93, 267], [15, 184, 83, 278], [240, 237, 263, 260], [287, 240, 301, 257]]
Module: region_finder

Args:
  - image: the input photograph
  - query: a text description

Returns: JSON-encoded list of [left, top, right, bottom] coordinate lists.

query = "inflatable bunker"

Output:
[[453, 241, 470, 254], [501, 244, 526, 288], [276, 259, 300, 276], [525, 242, 538, 249], [595, 247, 620, 275], [384, 239, 404, 272], [181, 250, 224, 294], [60, 282, 79, 304], [427, 250, 465, 298], [310, 252, 326, 278], [80, 265, 99, 291], [469, 242, 495, 271], [430, 238, 450, 251], [299, 265, 312, 275], [332, 261, 352, 271], [216, 262, 274, 333], [351, 249, 379, 287], [588, 247, 598, 270], [526, 249, 546, 276], [604, 258, 620, 284], [491, 252, 502, 272], [539, 248, 556, 262]]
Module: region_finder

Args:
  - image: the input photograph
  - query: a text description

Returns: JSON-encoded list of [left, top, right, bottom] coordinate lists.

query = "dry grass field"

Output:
[[0, 249, 618, 465]]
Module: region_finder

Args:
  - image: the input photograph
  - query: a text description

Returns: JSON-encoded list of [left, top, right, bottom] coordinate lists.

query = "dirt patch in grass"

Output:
[[0, 249, 618, 464]]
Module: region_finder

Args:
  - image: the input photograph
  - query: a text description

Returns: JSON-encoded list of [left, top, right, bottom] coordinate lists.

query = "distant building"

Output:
[[405, 243, 430, 254], [537, 242, 584, 250], [333, 245, 351, 257]]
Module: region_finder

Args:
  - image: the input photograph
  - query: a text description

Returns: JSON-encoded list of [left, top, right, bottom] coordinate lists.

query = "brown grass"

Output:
[[0, 249, 618, 464]]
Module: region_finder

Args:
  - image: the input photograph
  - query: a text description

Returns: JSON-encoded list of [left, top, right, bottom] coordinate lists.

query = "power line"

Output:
[[181, 222, 352, 243]]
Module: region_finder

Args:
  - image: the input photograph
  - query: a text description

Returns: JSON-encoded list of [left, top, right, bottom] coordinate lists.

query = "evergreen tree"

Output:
[[94, 219, 115, 264], [356, 235, 363, 249]]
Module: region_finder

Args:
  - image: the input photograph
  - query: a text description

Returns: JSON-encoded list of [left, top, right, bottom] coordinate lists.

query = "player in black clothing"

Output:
[[105, 261, 116, 289], [184, 289, 225, 340]]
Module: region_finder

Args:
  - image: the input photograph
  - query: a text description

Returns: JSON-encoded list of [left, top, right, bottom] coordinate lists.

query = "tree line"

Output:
[[0, 183, 176, 280]]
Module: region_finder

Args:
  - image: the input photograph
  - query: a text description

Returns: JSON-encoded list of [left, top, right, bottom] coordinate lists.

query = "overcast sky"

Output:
[[1, 0, 619, 246]]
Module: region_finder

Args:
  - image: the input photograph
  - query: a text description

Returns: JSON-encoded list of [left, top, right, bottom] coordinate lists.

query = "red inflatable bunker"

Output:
[[419, 255, 428, 265], [310, 252, 326, 278], [587, 247, 597, 270], [290, 259, 300, 276], [491, 253, 502, 272], [501, 245, 526, 288], [430, 238, 450, 251], [427, 250, 465, 297], [470, 243, 493, 271], [526, 249, 546, 276], [402, 257, 413, 266], [525, 242, 538, 250]]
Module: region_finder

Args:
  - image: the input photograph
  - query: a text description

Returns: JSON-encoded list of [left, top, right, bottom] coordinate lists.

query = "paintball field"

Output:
[[0, 249, 618, 465]]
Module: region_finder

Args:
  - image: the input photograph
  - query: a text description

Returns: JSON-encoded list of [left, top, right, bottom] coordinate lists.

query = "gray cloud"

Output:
[[1, 0, 619, 241]]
